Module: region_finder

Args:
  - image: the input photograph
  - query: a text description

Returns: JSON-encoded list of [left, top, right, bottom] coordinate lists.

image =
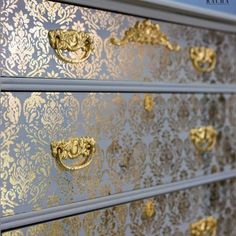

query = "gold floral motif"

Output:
[[144, 94, 154, 112], [110, 19, 180, 51], [48, 29, 94, 64], [24, 0, 77, 24], [1, 8, 51, 77], [5, 94, 50, 215], [79, 7, 130, 32], [1, 93, 22, 216], [189, 126, 217, 153], [168, 95, 199, 132], [83, 204, 127, 236], [6, 11, 35, 75], [190, 216, 217, 236], [51, 137, 96, 171], [189, 47, 216, 73]]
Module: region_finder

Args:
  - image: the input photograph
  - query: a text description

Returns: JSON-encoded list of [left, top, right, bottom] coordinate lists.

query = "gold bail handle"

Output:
[[189, 126, 217, 153], [51, 137, 96, 171], [48, 29, 94, 64]]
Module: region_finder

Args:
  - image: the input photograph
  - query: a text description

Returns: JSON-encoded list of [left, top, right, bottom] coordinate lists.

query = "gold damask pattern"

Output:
[[1, 92, 235, 217], [196, 179, 236, 236], [0, 0, 235, 83], [4, 179, 236, 235]]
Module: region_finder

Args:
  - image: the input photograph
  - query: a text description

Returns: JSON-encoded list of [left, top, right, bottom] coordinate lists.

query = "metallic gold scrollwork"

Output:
[[144, 94, 154, 112], [190, 216, 217, 236], [48, 29, 94, 64], [51, 137, 96, 171], [189, 47, 216, 73], [189, 126, 217, 153], [141, 200, 156, 219], [110, 19, 180, 51]]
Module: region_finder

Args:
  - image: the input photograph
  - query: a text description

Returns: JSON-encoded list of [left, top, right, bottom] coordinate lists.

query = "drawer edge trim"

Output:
[[1, 78, 236, 93]]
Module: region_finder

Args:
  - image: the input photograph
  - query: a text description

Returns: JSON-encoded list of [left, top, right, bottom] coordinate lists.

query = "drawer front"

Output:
[[3, 179, 236, 236], [1, 92, 235, 217], [1, 0, 235, 84]]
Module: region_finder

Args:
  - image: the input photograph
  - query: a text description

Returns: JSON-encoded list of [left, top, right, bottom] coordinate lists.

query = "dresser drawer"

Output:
[[1, 0, 235, 84], [1, 92, 235, 217], [3, 179, 236, 236]]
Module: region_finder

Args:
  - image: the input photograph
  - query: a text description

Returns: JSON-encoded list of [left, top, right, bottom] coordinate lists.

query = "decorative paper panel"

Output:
[[0, 0, 235, 83], [204, 179, 236, 236], [3, 179, 236, 235], [1, 92, 235, 216]]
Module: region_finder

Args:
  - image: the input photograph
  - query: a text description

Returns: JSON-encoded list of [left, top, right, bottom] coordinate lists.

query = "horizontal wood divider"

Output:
[[1, 77, 236, 93]]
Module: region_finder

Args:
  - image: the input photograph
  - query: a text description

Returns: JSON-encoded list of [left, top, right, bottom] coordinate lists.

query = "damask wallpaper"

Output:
[[1, 0, 236, 83], [3, 179, 236, 236], [1, 92, 235, 217]]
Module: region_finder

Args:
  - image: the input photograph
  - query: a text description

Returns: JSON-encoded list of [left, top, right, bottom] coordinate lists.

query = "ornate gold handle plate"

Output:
[[189, 47, 216, 73], [110, 19, 180, 51], [189, 126, 217, 153], [190, 217, 217, 236], [51, 137, 96, 171], [48, 29, 94, 64]]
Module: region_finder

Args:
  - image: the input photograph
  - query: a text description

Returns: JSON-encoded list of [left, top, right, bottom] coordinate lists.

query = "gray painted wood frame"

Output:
[[53, 0, 236, 33], [1, 170, 236, 232], [1, 78, 236, 93]]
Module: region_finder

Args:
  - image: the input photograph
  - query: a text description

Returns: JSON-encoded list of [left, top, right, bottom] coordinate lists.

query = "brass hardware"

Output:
[[110, 19, 180, 51], [141, 200, 156, 219], [189, 126, 217, 153], [144, 94, 154, 112], [51, 137, 96, 171], [190, 217, 217, 236], [48, 29, 94, 64], [189, 47, 216, 73]]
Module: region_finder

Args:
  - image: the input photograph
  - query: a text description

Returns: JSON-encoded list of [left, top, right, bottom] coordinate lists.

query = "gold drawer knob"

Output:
[[189, 47, 216, 73], [110, 19, 180, 51], [48, 29, 94, 64], [141, 200, 156, 219], [190, 216, 217, 236], [51, 137, 96, 171], [189, 126, 217, 153], [144, 94, 154, 112]]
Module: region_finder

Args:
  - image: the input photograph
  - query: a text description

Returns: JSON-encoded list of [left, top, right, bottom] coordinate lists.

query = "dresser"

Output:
[[1, 0, 236, 235]]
